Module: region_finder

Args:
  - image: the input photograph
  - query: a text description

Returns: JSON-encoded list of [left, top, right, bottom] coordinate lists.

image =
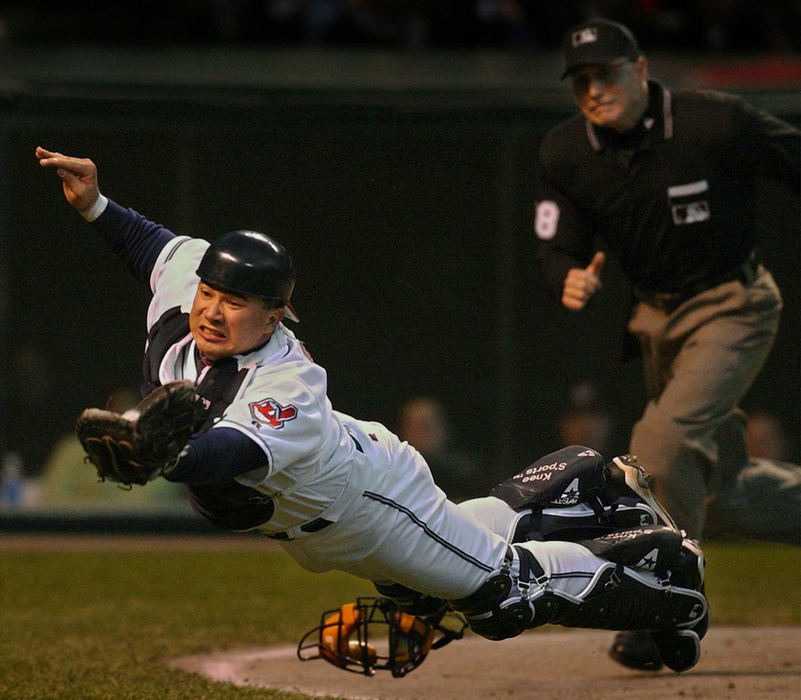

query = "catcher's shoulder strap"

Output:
[[142, 305, 190, 394], [490, 445, 607, 512], [140, 305, 250, 434]]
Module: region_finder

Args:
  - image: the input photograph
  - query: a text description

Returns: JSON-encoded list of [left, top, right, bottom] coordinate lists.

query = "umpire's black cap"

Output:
[[561, 19, 642, 79]]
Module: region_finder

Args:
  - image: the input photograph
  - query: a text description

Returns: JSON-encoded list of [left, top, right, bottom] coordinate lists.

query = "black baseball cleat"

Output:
[[651, 628, 701, 673], [609, 629, 663, 671], [611, 455, 679, 530], [609, 628, 701, 673]]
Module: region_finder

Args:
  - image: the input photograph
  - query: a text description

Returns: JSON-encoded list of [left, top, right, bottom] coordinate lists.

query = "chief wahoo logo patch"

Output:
[[249, 398, 298, 429]]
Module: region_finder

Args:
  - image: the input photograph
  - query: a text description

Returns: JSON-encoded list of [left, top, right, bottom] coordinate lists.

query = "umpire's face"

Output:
[[190, 282, 284, 361], [571, 57, 648, 132]]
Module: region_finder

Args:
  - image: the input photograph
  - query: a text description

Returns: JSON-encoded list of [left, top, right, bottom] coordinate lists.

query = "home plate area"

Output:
[[168, 626, 801, 699]]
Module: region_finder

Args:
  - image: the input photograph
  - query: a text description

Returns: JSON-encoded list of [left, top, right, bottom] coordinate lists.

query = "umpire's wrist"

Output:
[[80, 193, 108, 222]]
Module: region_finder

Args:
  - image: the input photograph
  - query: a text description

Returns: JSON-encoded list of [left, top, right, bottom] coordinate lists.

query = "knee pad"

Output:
[[447, 546, 542, 641], [449, 573, 534, 641]]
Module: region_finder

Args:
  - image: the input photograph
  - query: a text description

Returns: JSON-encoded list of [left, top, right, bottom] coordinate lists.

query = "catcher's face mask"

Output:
[[297, 597, 462, 678]]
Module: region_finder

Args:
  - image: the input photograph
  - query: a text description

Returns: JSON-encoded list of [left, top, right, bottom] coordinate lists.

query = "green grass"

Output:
[[0, 539, 798, 699], [702, 540, 801, 625]]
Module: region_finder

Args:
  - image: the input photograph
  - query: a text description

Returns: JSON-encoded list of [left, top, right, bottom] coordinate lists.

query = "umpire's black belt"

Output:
[[634, 250, 760, 313]]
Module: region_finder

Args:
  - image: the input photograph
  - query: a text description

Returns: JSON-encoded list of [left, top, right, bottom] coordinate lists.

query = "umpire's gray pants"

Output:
[[627, 266, 800, 544]]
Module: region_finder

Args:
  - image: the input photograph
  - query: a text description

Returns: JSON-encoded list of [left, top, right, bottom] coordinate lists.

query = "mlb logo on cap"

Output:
[[561, 19, 641, 79], [572, 27, 600, 48]]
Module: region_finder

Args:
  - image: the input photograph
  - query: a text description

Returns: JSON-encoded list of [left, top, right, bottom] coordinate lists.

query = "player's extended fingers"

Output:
[[35, 146, 68, 166], [37, 146, 100, 211], [35, 147, 95, 178], [35, 146, 61, 159]]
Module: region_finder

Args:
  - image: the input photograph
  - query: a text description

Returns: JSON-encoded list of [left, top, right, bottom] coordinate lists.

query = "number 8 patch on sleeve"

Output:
[[535, 200, 560, 240]]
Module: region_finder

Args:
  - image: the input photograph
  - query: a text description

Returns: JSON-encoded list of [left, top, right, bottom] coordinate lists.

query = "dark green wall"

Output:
[[2, 88, 798, 483]]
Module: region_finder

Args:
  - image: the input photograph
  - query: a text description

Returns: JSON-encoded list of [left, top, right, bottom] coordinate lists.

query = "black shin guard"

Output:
[[579, 526, 684, 573], [537, 562, 708, 633]]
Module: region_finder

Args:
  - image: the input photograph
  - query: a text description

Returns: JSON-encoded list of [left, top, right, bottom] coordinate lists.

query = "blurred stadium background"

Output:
[[0, 1, 798, 530]]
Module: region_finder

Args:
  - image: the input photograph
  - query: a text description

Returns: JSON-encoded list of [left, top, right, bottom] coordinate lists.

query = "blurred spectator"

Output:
[[556, 381, 620, 458], [0, 450, 44, 509], [397, 396, 483, 502], [461, 0, 536, 48], [0, 451, 23, 507], [105, 386, 140, 414], [4, 343, 55, 477], [746, 411, 795, 461], [583, 0, 800, 52]]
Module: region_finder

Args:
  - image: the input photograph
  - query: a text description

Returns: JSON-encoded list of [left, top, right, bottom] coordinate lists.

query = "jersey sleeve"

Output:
[[146, 236, 209, 332], [91, 199, 178, 285], [212, 366, 329, 482], [533, 136, 597, 298], [164, 426, 270, 484]]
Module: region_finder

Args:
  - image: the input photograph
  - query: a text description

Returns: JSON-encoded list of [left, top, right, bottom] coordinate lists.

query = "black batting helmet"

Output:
[[196, 230, 299, 322]]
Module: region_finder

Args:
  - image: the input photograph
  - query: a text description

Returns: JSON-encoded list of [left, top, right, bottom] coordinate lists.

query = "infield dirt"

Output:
[[170, 625, 801, 699]]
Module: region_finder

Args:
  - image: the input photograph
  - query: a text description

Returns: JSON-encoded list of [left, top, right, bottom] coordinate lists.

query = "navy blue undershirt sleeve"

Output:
[[91, 199, 177, 285], [163, 427, 270, 485]]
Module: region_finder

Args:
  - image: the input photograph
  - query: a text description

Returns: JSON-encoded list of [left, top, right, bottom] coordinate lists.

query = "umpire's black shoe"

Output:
[[609, 629, 663, 671]]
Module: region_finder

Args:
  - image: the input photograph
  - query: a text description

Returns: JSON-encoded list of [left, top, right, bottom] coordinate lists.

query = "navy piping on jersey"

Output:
[[164, 237, 193, 263], [550, 571, 595, 581], [362, 491, 494, 573]]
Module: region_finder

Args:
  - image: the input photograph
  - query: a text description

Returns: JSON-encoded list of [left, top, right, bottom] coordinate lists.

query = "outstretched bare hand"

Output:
[[36, 146, 100, 212]]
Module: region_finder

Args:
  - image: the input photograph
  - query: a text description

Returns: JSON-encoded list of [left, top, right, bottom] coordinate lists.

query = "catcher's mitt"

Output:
[[76, 380, 199, 486]]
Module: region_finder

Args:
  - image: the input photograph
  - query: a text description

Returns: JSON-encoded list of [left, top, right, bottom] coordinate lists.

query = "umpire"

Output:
[[533, 18, 801, 670]]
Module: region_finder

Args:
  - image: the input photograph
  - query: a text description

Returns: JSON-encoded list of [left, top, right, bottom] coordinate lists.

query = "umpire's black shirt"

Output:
[[534, 80, 800, 297]]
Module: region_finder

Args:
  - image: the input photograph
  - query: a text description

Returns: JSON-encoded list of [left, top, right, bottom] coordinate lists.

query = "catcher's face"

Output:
[[190, 282, 283, 361]]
